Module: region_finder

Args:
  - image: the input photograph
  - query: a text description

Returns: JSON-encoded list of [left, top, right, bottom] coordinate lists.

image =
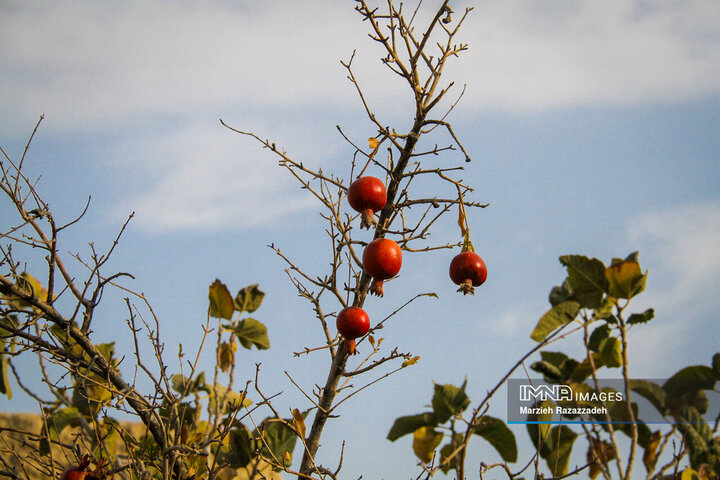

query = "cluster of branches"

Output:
[[222, 1, 489, 477], [0, 121, 313, 480]]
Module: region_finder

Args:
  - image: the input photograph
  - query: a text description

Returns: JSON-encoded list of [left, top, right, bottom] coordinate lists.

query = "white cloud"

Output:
[[626, 202, 720, 375], [456, 0, 720, 112], [106, 120, 320, 233], [2, 0, 720, 135], [629, 201, 720, 314], [0, 1, 368, 134], [3, 1, 719, 233]]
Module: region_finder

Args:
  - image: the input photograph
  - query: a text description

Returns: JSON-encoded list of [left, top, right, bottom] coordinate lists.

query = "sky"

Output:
[[1, 0, 720, 478]]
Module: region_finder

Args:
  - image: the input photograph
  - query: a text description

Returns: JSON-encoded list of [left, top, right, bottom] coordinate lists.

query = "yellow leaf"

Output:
[[18, 272, 43, 296], [368, 137, 380, 149], [402, 356, 420, 368], [643, 430, 661, 473], [606, 260, 646, 299], [587, 440, 616, 479], [208, 279, 234, 319], [681, 466, 699, 480], [292, 408, 306, 439], [413, 427, 443, 464], [6, 272, 51, 310]]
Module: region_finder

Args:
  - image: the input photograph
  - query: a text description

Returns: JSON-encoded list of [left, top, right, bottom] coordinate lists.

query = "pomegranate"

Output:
[[60, 456, 91, 480], [348, 176, 387, 229], [336, 306, 371, 355], [362, 238, 402, 297], [449, 250, 487, 295]]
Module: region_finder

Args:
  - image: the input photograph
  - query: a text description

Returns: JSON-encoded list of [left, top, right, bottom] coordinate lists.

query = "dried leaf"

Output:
[[402, 356, 420, 368], [457, 203, 467, 236], [218, 337, 237, 373], [292, 408, 306, 438]]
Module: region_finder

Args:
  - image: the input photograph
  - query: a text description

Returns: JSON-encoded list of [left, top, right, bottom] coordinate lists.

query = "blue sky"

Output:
[[2, 1, 720, 478]]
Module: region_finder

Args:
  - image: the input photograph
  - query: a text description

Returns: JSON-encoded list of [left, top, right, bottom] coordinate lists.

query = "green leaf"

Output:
[[663, 366, 718, 399], [413, 426, 444, 464], [531, 352, 575, 382], [588, 324, 611, 353], [540, 351, 570, 368], [712, 353, 720, 377], [41, 406, 82, 454], [171, 372, 209, 397], [629, 379, 666, 414], [209, 279, 235, 319], [628, 308, 654, 325], [526, 400, 556, 453], [224, 424, 254, 469], [473, 416, 518, 462], [559, 255, 608, 308], [531, 360, 564, 382], [675, 407, 714, 468], [548, 280, 574, 306], [605, 259, 647, 299], [594, 296, 616, 320], [598, 336, 623, 368], [234, 284, 265, 314], [530, 301, 580, 343], [624, 251, 640, 263], [542, 425, 578, 476], [49, 406, 81, 434], [439, 442, 457, 474], [568, 354, 602, 382], [229, 318, 270, 350], [387, 413, 437, 441], [257, 418, 299, 469], [431, 383, 470, 424], [208, 384, 252, 416]]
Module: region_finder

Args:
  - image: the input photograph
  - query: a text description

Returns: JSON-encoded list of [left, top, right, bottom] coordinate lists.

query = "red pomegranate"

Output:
[[336, 306, 371, 355], [348, 176, 387, 229], [363, 238, 402, 297], [449, 250, 487, 295]]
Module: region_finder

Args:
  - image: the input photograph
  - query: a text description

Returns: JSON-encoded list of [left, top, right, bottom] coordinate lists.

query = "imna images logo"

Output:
[[518, 383, 623, 403], [519, 384, 573, 402], [508, 379, 628, 424], [507, 378, 719, 425]]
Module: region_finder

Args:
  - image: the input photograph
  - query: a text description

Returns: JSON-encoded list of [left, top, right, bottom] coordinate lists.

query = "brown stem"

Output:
[[298, 111, 425, 476]]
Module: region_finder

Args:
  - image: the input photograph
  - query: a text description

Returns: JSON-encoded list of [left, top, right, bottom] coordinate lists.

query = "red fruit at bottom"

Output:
[[61, 456, 91, 480]]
